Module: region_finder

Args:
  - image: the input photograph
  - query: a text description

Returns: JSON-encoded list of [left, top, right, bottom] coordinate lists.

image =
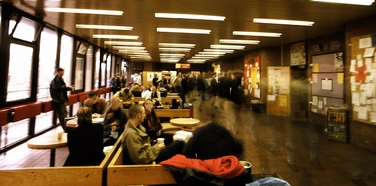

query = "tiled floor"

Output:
[[1, 96, 376, 186]]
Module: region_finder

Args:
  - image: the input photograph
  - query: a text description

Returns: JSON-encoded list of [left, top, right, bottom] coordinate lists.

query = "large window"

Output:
[[38, 27, 58, 100], [6, 43, 33, 102], [59, 34, 73, 90], [85, 46, 93, 90], [94, 49, 100, 89]]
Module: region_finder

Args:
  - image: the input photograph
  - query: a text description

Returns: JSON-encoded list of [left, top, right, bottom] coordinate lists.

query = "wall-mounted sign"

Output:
[[175, 63, 190, 69]]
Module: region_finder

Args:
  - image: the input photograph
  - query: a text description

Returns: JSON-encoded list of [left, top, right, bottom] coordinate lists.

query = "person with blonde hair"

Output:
[[64, 107, 105, 166]]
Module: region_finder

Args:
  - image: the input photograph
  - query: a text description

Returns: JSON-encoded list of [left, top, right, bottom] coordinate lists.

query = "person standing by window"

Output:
[[50, 67, 73, 132]]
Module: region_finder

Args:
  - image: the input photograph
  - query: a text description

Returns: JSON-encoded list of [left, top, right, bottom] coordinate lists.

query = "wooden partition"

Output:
[[0, 133, 123, 186], [107, 145, 176, 186]]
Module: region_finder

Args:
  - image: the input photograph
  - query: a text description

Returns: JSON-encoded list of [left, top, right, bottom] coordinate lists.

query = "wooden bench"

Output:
[[107, 143, 176, 186], [134, 96, 182, 106], [0, 131, 123, 186]]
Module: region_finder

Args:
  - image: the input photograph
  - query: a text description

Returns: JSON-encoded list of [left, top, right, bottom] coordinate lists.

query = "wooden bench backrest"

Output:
[[124, 108, 193, 119], [0, 132, 124, 186], [107, 144, 176, 186]]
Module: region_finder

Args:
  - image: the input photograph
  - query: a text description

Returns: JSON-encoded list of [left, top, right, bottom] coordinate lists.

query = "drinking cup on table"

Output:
[[157, 138, 165, 144], [57, 131, 64, 140], [71, 85, 75, 91]]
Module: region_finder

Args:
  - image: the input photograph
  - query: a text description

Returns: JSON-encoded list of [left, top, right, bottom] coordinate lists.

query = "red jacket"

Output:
[[160, 154, 244, 179]]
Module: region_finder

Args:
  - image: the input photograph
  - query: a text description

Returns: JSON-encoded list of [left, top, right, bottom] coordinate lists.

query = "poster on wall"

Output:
[[243, 56, 261, 98], [290, 41, 306, 66]]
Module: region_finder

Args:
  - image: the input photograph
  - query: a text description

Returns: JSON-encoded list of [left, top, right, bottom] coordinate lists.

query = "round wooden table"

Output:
[[27, 133, 68, 166], [170, 118, 200, 129], [66, 118, 104, 128]]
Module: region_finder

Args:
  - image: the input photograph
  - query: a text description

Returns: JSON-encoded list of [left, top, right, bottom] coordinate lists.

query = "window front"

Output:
[[38, 27, 58, 100], [59, 34, 73, 92], [94, 49, 100, 89], [6, 43, 33, 102], [85, 46, 93, 90]]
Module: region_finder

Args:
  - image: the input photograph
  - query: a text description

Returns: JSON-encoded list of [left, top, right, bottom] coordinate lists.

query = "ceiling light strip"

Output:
[[253, 18, 314, 26], [157, 28, 211, 34], [233, 31, 282, 37], [159, 43, 196, 48], [155, 13, 225, 21], [159, 48, 191, 51], [219, 39, 260, 44], [105, 41, 142, 45], [311, 0, 374, 6], [76, 24, 132, 30], [93, 34, 139, 39], [210, 44, 245, 50], [46, 8, 123, 15]]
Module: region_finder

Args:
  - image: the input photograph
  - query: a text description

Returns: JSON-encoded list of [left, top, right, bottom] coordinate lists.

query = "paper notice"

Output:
[[313, 63, 319, 72], [358, 60, 364, 68], [337, 73, 344, 84], [359, 37, 372, 49], [360, 92, 367, 105], [318, 101, 323, 109], [364, 47, 375, 58], [357, 54, 363, 61], [350, 76, 356, 84], [370, 112, 376, 123], [350, 65, 356, 73], [351, 84, 357, 91], [279, 95, 287, 107], [312, 96, 318, 106], [254, 88, 260, 98], [312, 74, 318, 83], [267, 94, 276, 101], [357, 106, 368, 120], [352, 92, 360, 106], [323, 97, 327, 106]]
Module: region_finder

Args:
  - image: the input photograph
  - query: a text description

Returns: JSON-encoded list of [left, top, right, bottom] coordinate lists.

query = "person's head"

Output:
[[128, 104, 145, 123], [87, 90, 99, 104], [143, 99, 154, 112], [150, 86, 157, 93], [110, 97, 122, 111], [145, 84, 150, 90], [56, 68, 65, 77], [123, 88, 130, 94], [154, 73, 158, 78], [76, 107, 92, 125]]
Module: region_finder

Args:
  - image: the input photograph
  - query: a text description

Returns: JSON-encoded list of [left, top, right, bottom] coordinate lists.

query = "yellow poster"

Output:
[[337, 73, 344, 84], [279, 95, 287, 107], [251, 67, 259, 88], [313, 63, 319, 72]]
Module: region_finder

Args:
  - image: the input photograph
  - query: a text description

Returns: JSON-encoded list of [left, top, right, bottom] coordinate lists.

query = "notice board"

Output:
[[311, 52, 344, 114], [267, 66, 290, 117]]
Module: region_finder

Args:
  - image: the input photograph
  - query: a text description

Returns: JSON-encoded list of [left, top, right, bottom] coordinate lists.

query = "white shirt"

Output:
[[141, 90, 151, 98]]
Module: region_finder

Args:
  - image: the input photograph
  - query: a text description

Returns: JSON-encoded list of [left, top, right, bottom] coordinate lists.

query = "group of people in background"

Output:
[[50, 68, 244, 170]]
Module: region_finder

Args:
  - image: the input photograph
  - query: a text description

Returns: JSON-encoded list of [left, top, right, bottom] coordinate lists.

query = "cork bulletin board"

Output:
[[311, 52, 344, 114], [350, 34, 376, 124], [267, 66, 290, 117]]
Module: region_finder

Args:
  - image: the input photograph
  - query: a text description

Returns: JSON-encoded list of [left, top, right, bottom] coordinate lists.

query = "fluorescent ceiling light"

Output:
[[105, 41, 142, 45], [159, 48, 191, 51], [159, 43, 196, 48], [119, 50, 148, 53], [199, 51, 226, 55], [155, 13, 225, 21], [219, 39, 260, 44], [253, 18, 314, 26], [46, 8, 123, 15], [113, 46, 145, 50], [195, 54, 222, 57], [76, 24, 132, 30], [311, 0, 374, 5], [157, 28, 211, 34], [93, 34, 139, 39], [160, 53, 185, 57], [210, 44, 245, 50], [161, 59, 181, 63], [204, 49, 234, 53], [233, 31, 282, 37], [192, 56, 217, 59]]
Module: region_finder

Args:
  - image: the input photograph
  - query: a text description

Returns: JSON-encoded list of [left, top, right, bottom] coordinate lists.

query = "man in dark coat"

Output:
[[50, 68, 73, 132]]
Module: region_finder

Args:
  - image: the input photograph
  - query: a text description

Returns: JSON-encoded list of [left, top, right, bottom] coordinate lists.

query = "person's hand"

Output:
[[156, 130, 162, 136], [157, 143, 165, 150], [111, 125, 117, 131]]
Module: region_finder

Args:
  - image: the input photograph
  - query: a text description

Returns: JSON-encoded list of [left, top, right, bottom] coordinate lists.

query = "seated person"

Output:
[[141, 84, 151, 98], [131, 84, 142, 97], [64, 107, 105, 166], [83, 90, 108, 117], [102, 97, 129, 146], [142, 99, 174, 145], [182, 122, 243, 160], [145, 86, 162, 105], [114, 88, 134, 108], [122, 104, 185, 164]]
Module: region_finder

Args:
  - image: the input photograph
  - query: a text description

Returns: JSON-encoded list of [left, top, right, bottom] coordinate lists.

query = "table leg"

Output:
[[50, 149, 56, 167]]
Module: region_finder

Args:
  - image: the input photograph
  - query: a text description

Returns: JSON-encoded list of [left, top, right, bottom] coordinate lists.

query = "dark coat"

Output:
[[103, 108, 128, 138], [50, 75, 71, 103], [182, 122, 243, 160], [142, 109, 162, 140], [64, 123, 105, 166]]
